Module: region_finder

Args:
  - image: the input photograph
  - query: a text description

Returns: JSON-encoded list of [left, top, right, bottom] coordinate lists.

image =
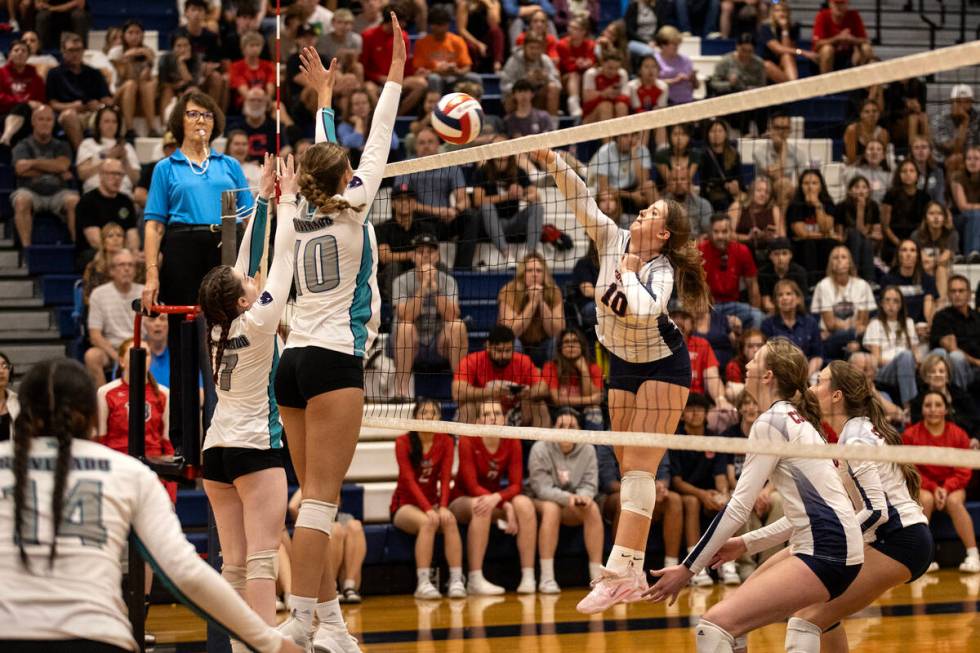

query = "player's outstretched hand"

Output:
[[529, 149, 557, 167], [279, 154, 299, 196], [643, 565, 693, 606], [258, 152, 275, 198], [388, 12, 406, 84], [299, 47, 337, 109]]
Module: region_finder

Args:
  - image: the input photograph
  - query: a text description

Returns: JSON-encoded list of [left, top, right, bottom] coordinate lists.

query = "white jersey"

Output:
[[285, 82, 401, 357], [837, 417, 927, 540], [551, 159, 685, 363], [685, 401, 864, 574], [205, 194, 296, 451], [0, 438, 285, 652]]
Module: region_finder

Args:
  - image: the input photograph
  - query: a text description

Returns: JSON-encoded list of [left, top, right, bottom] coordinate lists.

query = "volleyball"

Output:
[[430, 92, 484, 145]]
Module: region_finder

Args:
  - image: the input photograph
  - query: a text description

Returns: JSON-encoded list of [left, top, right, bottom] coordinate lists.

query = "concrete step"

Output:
[[0, 249, 20, 268], [0, 329, 62, 341], [0, 311, 53, 332], [0, 267, 29, 278], [0, 279, 36, 300], [1, 343, 69, 370], [0, 298, 44, 309]]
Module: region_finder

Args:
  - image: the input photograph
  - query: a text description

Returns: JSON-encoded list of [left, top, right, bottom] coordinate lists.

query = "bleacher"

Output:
[[2, 0, 980, 597]]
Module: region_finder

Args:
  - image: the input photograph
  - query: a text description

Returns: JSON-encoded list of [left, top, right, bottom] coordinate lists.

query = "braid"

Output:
[[211, 322, 231, 386], [48, 399, 76, 567], [298, 170, 365, 215], [198, 265, 244, 385], [11, 408, 34, 569], [298, 142, 365, 216]]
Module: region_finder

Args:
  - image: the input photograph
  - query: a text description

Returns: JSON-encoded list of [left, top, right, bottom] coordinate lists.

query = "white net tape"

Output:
[[382, 41, 980, 177], [362, 416, 980, 469]]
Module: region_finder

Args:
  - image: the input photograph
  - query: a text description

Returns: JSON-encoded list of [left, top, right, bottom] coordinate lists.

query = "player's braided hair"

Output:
[[198, 265, 244, 386], [299, 142, 365, 216], [662, 198, 712, 315], [828, 360, 921, 500], [12, 359, 98, 569], [763, 337, 823, 434]]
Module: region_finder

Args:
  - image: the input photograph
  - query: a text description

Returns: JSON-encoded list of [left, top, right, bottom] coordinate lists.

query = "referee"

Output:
[[141, 91, 254, 449]]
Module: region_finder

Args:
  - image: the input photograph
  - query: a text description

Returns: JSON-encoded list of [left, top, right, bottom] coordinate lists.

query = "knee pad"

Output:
[[785, 617, 822, 653], [221, 564, 246, 592], [245, 549, 279, 581], [695, 619, 736, 653], [620, 471, 657, 518], [295, 499, 338, 536]]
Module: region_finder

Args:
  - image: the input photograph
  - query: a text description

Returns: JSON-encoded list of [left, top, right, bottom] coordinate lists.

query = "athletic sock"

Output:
[[631, 550, 646, 571], [967, 547, 979, 559], [342, 579, 356, 591], [665, 556, 679, 567], [288, 595, 316, 629], [606, 545, 635, 575], [417, 567, 432, 585], [540, 559, 555, 582], [521, 567, 535, 584], [449, 567, 464, 584], [315, 598, 343, 627], [588, 562, 604, 582]]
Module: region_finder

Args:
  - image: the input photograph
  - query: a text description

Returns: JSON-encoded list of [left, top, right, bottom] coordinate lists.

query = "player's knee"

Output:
[[785, 617, 822, 653], [245, 549, 278, 581], [221, 564, 246, 592], [695, 619, 736, 653], [294, 499, 338, 536], [347, 518, 363, 535], [620, 470, 656, 519]]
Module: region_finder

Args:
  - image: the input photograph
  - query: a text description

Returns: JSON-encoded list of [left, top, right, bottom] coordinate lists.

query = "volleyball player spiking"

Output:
[[530, 148, 712, 613], [0, 359, 303, 653], [645, 339, 864, 653], [708, 360, 929, 653], [195, 152, 297, 651], [273, 16, 405, 652]]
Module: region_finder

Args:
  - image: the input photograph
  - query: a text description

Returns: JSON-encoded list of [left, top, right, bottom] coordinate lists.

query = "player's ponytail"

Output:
[[828, 360, 921, 500], [198, 266, 243, 386], [662, 198, 712, 315], [299, 142, 365, 216], [763, 338, 822, 433], [12, 359, 97, 569]]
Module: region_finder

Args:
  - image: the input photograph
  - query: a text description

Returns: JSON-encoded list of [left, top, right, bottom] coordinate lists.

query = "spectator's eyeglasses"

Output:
[[719, 254, 729, 271], [185, 110, 215, 122]]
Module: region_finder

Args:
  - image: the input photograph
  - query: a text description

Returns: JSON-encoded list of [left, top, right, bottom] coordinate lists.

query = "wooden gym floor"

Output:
[[148, 571, 980, 652]]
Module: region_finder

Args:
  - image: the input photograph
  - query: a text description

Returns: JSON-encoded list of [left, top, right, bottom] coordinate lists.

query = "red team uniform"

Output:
[[686, 335, 718, 396], [452, 437, 524, 501], [390, 433, 455, 514], [556, 37, 596, 75]]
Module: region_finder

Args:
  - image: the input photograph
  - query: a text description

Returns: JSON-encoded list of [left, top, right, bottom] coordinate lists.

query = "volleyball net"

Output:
[[346, 43, 980, 469]]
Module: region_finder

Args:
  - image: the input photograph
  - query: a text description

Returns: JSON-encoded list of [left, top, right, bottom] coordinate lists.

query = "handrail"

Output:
[[874, 0, 882, 46], [918, 0, 945, 52]]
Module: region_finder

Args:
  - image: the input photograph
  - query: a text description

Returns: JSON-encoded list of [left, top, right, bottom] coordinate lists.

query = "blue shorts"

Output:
[[607, 348, 691, 394], [795, 554, 862, 600], [870, 522, 934, 582]]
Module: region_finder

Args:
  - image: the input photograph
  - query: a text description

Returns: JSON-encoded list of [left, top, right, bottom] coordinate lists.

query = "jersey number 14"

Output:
[[2, 479, 108, 547]]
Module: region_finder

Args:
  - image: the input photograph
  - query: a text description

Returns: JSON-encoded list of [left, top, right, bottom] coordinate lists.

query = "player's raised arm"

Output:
[[234, 153, 276, 277], [299, 47, 340, 144], [531, 148, 618, 251]]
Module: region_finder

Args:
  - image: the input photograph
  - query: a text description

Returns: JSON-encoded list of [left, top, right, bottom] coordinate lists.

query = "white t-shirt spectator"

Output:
[[590, 141, 652, 191], [76, 137, 141, 196], [392, 268, 458, 345], [307, 5, 334, 35], [810, 276, 876, 332], [88, 282, 144, 348], [862, 317, 918, 365], [582, 67, 629, 97]]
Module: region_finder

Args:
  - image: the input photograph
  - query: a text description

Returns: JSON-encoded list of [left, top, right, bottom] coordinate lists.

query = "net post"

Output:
[[221, 193, 238, 267], [126, 344, 147, 653]]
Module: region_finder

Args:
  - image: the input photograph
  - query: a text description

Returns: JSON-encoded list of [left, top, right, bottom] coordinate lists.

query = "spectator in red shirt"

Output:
[[360, 6, 428, 114], [699, 213, 765, 329], [514, 9, 560, 64], [812, 0, 874, 75], [903, 390, 979, 573], [542, 328, 604, 430], [556, 16, 595, 120], [0, 40, 46, 149], [453, 324, 551, 427], [390, 399, 467, 598], [672, 310, 733, 412], [228, 31, 275, 110], [724, 327, 765, 399], [449, 399, 538, 595]]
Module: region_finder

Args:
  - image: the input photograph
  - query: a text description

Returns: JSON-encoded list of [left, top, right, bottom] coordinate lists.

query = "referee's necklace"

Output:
[[182, 144, 211, 175]]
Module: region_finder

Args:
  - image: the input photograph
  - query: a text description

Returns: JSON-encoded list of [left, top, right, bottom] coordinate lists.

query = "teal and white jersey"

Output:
[[0, 438, 285, 652], [285, 82, 401, 357], [204, 191, 296, 451]]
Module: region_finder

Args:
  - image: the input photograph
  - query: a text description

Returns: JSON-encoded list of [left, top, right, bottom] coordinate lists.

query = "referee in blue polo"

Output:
[[142, 90, 254, 448]]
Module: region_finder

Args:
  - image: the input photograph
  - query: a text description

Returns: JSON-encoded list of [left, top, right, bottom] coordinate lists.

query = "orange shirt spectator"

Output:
[[413, 31, 472, 74]]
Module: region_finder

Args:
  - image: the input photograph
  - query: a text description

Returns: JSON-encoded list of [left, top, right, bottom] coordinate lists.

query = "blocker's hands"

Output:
[[279, 154, 299, 195], [258, 152, 276, 198]]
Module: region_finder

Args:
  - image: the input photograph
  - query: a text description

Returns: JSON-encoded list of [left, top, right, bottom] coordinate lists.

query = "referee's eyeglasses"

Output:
[[185, 110, 215, 122]]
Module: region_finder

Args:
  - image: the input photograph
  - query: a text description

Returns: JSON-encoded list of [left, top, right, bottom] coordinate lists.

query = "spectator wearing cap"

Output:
[[699, 213, 765, 329], [761, 278, 823, 378], [391, 232, 468, 399], [376, 184, 434, 301], [708, 33, 767, 136], [932, 84, 980, 175], [413, 6, 483, 96], [756, 237, 808, 314], [811, 0, 874, 75], [133, 131, 179, 211], [670, 392, 737, 587], [393, 126, 479, 270]]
